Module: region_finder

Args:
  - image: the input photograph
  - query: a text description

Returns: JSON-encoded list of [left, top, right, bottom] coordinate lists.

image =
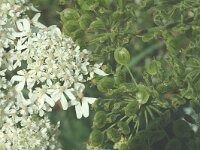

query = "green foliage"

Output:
[[173, 119, 194, 138], [165, 138, 182, 150], [60, 0, 200, 149]]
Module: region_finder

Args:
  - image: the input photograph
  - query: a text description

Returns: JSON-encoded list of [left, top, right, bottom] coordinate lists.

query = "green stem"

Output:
[[125, 65, 138, 87]]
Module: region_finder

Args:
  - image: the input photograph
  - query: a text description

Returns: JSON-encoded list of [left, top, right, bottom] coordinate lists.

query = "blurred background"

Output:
[[31, 0, 92, 149]]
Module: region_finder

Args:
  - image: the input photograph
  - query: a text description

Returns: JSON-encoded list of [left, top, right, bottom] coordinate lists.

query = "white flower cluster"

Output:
[[0, 0, 62, 149], [0, 115, 61, 150], [0, 0, 107, 149]]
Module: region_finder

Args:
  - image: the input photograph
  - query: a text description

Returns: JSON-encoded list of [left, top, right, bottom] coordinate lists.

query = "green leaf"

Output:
[[190, 100, 200, 114], [148, 130, 166, 145], [165, 138, 182, 150], [93, 111, 107, 128], [89, 130, 104, 146], [173, 119, 193, 138], [114, 47, 130, 65]]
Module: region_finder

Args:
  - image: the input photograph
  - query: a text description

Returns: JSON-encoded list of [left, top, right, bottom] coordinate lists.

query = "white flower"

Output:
[[67, 83, 97, 119], [13, 18, 31, 38], [11, 70, 35, 91], [31, 86, 55, 109], [88, 63, 108, 80], [31, 13, 46, 28], [75, 97, 97, 119], [50, 83, 72, 110]]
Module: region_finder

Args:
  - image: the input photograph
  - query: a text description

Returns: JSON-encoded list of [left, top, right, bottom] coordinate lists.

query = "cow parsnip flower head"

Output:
[[0, 0, 107, 149], [1, 0, 107, 120], [0, 114, 61, 150], [10, 23, 107, 116]]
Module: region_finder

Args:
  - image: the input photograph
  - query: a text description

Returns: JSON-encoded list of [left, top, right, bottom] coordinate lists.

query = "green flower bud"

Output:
[[106, 128, 121, 142], [79, 14, 93, 29], [117, 122, 130, 135], [106, 114, 118, 123], [146, 60, 161, 75], [89, 130, 104, 146], [93, 111, 107, 128], [114, 47, 130, 65], [136, 84, 149, 104], [112, 103, 121, 112], [125, 100, 138, 117], [112, 11, 122, 21], [63, 20, 79, 34], [103, 102, 111, 111], [62, 8, 79, 20], [97, 77, 115, 93], [89, 18, 105, 30], [119, 143, 129, 150]]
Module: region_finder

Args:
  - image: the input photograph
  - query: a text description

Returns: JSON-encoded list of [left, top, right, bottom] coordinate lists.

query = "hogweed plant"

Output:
[[0, 0, 107, 149], [60, 0, 200, 150], [1, 0, 200, 149]]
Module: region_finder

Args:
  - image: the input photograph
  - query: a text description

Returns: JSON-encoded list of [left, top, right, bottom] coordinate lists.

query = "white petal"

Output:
[[34, 22, 46, 28], [16, 44, 27, 51], [27, 80, 35, 90], [12, 32, 27, 37], [16, 20, 23, 31], [11, 75, 23, 83], [94, 63, 102, 68], [17, 70, 25, 75], [81, 100, 89, 118], [83, 97, 97, 104], [60, 94, 68, 110], [17, 91, 25, 102], [13, 61, 21, 69], [44, 94, 55, 107], [31, 13, 41, 23], [68, 99, 78, 107], [22, 19, 30, 32], [47, 79, 52, 86], [74, 83, 85, 93], [65, 89, 76, 100], [30, 4, 40, 12], [94, 68, 108, 76], [16, 80, 25, 91], [52, 93, 60, 102], [75, 104, 82, 119]]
